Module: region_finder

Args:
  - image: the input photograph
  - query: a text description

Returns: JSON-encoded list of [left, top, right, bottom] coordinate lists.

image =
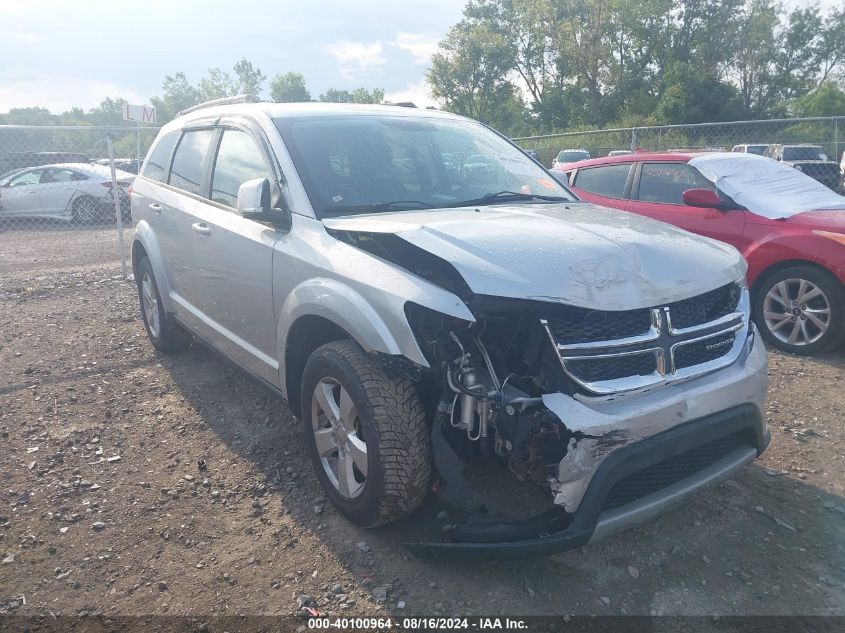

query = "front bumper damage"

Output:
[[406, 330, 769, 559]]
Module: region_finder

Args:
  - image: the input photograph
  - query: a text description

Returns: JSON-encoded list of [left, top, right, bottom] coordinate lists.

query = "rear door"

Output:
[[0, 169, 44, 217], [568, 162, 634, 211], [179, 123, 281, 385], [39, 168, 81, 216], [160, 127, 217, 311], [625, 161, 746, 249]]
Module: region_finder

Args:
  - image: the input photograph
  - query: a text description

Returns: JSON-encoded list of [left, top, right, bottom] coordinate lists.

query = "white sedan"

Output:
[[0, 163, 134, 223]]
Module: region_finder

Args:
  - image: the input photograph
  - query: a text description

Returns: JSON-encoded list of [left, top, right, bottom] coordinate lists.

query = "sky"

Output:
[[0, 0, 835, 115]]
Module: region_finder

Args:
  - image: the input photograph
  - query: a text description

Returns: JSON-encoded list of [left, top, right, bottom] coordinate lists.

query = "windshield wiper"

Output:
[[446, 190, 571, 207], [322, 200, 435, 216]]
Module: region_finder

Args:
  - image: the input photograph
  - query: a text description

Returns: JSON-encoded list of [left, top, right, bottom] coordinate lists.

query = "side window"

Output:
[[142, 130, 180, 183], [169, 129, 215, 195], [637, 163, 714, 205], [43, 169, 76, 183], [9, 170, 42, 187], [572, 164, 631, 198], [210, 129, 272, 208]]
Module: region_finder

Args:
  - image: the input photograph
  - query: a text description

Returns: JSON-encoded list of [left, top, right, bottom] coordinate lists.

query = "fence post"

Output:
[[106, 132, 129, 279], [630, 127, 638, 153], [835, 117, 839, 165]]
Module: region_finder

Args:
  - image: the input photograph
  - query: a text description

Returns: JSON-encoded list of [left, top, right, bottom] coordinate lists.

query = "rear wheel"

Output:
[[300, 340, 432, 527], [71, 196, 99, 224], [753, 265, 845, 354], [136, 256, 192, 352]]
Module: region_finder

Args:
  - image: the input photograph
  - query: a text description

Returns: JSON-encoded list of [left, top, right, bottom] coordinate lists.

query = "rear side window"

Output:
[[169, 129, 215, 195], [637, 163, 714, 205], [142, 130, 180, 182], [210, 129, 272, 208], [573, 164, 631, 198]]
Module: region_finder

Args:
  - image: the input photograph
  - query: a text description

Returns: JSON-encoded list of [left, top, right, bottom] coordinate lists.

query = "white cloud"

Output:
[[384, 80, 439, 109], [327, 41, 386, 79], [391, 32, 440, 64]]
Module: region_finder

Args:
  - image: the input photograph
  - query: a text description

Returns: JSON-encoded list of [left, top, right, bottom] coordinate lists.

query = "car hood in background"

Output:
[[323, 203, 745, 311], [691, 153, 845, 219]]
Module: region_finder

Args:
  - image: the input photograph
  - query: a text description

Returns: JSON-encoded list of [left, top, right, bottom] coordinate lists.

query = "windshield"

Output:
[[274, 114, 576, 217], [556, 150, 590, 162], [783, 146, 827, 161], [745, 145, 768, 155]]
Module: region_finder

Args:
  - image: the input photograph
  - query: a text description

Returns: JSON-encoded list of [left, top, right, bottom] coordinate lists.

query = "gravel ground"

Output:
[[1, 227, 844, 619]]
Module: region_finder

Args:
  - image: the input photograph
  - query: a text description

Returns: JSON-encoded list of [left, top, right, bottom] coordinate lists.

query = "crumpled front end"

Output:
[[402, 281, 769, 559]]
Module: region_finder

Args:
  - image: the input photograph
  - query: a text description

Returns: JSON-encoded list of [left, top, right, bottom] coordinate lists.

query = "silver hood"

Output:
[[323, 203, 746, 311]]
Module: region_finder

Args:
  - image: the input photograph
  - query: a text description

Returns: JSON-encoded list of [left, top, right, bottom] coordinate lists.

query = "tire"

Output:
[[136, 256, 192, 353], [71, 196, 100, 225], [752, 264, 845, 354], [300, 340, 432, 527]]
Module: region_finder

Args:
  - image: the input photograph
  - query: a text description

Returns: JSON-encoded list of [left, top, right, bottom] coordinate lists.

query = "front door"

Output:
[[181, 126, 281, 385], [625, 161, 746, 250], [0, 169, 45, 218]]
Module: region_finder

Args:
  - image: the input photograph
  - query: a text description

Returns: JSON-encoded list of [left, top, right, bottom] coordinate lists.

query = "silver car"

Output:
[[131, 98, 768, 557], [0, 163, 134, 223]]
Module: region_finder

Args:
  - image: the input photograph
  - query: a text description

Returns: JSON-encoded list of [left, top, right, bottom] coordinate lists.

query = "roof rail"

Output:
[[177, 94, 261, 117]]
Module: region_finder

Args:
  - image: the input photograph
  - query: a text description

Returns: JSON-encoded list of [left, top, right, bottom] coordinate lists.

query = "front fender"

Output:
[[131, 220, 175, 313], [277, 278, 431, 400]]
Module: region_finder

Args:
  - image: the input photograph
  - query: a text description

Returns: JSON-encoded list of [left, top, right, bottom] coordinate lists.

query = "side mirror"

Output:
[[237, 178, 292, 232], [682, 188, 722, 209]]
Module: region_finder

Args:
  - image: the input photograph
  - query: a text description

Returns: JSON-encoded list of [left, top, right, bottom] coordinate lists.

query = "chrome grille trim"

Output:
[[542, 287, 749, 395]]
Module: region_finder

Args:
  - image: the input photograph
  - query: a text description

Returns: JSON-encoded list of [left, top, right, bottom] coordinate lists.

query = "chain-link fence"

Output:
[[514, 116, 845, 193], [0, 125, 159, 288]]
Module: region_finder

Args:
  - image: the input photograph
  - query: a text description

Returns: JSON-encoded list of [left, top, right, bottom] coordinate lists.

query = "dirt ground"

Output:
[[1, 226, 844, 619]]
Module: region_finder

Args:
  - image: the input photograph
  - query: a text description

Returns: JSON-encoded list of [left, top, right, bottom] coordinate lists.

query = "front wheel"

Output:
[[752, 265, 845, 354], [300, 340, 432, 527]]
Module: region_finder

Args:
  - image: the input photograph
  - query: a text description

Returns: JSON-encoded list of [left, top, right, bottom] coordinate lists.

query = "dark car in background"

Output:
[[0, 151, 90, 177], [763, 144, 841, 192]]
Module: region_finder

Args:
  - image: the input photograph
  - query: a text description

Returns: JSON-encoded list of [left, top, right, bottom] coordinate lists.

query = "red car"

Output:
[[555, 151, 845, 354]]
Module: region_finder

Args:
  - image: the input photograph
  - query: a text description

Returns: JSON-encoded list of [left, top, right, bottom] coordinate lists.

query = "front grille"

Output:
[[601, 431, 751, 511], [674, 332, 736, 370], [543, 282, 746, 395], [566, 353, 656, 383], [544, 306, 652, 345], [666, 283, 740, 330]]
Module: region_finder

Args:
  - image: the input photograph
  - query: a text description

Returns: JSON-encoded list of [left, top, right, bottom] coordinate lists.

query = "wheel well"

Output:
[[285, 315, 351, 418], [131, 242, 148, 277], [750, 259, 838, 296]]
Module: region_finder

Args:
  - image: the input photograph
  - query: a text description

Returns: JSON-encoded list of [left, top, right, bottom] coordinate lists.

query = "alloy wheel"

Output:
[[762, 277, 831, 346], [310, 377, 368, 499], [140, 273, 160, 338]]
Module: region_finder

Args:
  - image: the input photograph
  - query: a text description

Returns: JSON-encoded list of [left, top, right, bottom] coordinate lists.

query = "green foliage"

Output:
[[428, 0, 845, 134], [318, 87, 385, 104], [792, 82, 845, 117], [270, 72, 312, 102]]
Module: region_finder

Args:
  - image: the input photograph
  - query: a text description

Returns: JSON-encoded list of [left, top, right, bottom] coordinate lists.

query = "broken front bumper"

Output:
[[407, 328, 769, 559]]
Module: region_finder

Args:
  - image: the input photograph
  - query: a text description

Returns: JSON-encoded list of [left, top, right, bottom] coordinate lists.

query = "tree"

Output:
[[654, 61, 746, 124], [150, 72, 201, 122], [86, 97, 129, 126], [792, 82, 845, 117], [270, 72, 312, 102], [428, 20, 521, 128], [232, 58, 266, 95], [198, 68, 235, 101], [318, 87, 385, 103]]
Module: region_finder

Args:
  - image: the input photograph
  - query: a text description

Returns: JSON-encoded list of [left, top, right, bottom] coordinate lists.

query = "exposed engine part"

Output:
[[509, 408, 571, 485]]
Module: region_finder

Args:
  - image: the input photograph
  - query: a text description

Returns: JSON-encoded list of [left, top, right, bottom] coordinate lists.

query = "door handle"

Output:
[[192, 222, 211, 236], [149, 203, 162, 215]]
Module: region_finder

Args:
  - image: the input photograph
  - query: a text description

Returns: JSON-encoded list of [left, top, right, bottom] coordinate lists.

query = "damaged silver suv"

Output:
[[131, 97, 769, 557]]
